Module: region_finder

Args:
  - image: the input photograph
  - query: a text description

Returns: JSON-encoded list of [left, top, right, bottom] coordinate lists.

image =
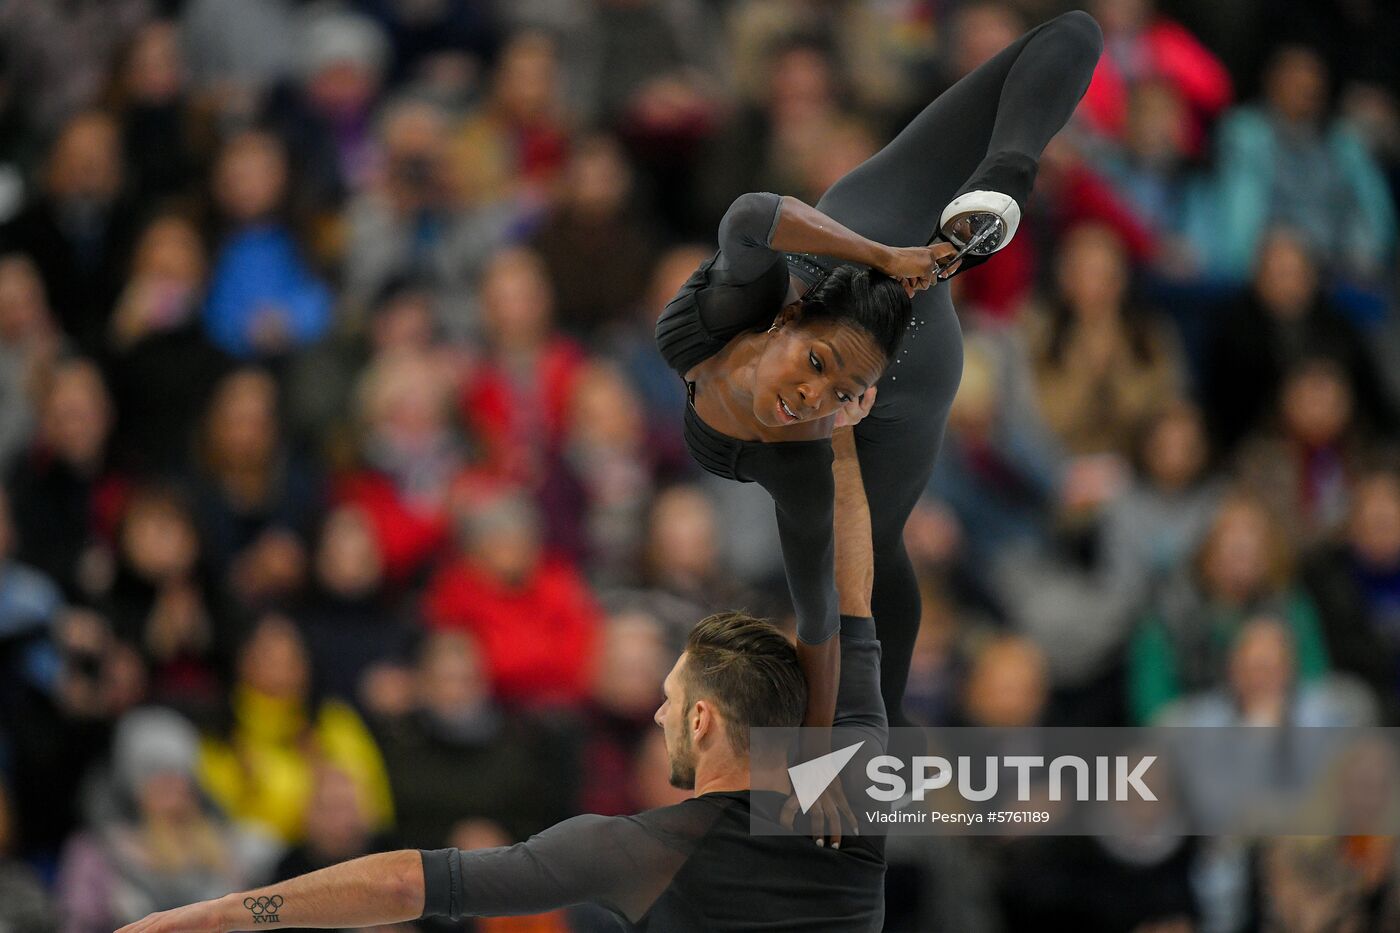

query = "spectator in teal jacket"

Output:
[[1206, 46, 1395, 287]]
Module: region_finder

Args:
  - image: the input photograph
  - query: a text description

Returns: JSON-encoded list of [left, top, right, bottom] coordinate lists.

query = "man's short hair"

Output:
[[683, 611, 808, 756]]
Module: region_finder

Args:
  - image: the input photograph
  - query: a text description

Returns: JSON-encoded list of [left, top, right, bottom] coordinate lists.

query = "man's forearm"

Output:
[[214, 850, 423, 931], [796, 636, 839, 728], [830, 427, 874, 617], [770, 196, 893, 271]]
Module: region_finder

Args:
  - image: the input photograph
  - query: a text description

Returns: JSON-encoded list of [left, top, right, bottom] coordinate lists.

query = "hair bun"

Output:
[[798, 264, 911, 360]]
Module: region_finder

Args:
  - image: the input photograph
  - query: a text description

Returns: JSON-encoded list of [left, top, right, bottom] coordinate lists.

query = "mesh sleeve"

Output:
[[714, 192, 784, 283], [421, 804, 718, 923], [654, 192, 788, 377]]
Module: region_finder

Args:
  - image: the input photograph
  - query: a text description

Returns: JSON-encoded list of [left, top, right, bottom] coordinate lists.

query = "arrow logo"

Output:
[[787, 741, 865, 813]]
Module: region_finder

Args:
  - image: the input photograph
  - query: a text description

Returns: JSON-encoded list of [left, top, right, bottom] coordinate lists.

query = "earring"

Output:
[[768, 322, 780, 334]]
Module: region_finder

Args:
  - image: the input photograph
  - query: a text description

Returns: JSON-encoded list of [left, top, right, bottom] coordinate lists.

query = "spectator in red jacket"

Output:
[[1081, 0, 1232, 152], [423, 487, 599, 708], [459, 246, 585, 487], [337, 349, 466, 584]]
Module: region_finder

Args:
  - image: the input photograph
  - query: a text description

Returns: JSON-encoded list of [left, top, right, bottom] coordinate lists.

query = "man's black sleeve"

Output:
[[420, 807, 711, 923]]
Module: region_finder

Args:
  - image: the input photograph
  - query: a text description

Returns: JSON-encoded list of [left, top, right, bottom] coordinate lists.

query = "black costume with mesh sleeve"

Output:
[[420, 615, 888, 932], [655, 12, 1102, 722]]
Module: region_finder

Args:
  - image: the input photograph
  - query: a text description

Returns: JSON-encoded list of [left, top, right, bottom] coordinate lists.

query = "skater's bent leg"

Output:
[[812, 11, 1103, 248], [961, 10, 1103, 205]]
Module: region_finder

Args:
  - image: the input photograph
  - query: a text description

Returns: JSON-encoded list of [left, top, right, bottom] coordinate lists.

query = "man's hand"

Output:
[[779, 776, 859, 849], [833, 385, 877, 430], [116, 896, 230, 933]]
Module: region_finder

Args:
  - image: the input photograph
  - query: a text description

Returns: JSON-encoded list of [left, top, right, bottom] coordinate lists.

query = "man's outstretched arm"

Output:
[[119, 812, 682, 932], [782, 426, 882, 845], [831, 426, 874, 618], [830, 425, 886, 743], [116, 850, 425, 933]]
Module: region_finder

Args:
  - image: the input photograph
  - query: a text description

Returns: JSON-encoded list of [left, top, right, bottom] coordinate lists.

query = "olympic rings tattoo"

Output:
[[244, 895, 285, 923]]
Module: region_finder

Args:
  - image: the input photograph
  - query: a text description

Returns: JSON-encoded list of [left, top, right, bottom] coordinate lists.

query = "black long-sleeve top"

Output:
[[419, 790, 883, 931], [417, 615, 889, 931], [654, 192, 840, 646]]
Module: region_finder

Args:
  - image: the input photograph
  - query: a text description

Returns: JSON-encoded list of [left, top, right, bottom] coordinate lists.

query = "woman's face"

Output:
[[590, 614, 667, 719], [1227, 617, 1295, 705], [464, 501, 541, 585], [133, 216, 205, 286], [302, 766, 369, 857], [1281, 365, 1351, 447], [1092, 0, 1149, 36], [420, 633, 488, 718], [214, 133, 288, 223], [123, 499, 199, 581], [493, 35, 559, 122], [566, 136, 631, 215], [480, 250, 552, 352], [963, 638, 1048, 728], [48, 113, 122, 203], [138, 771, 200, 824], [1143, 407, 1207, 491], [1203, 502, 1273, 600], [207, 371, 278, 467], [0, 256, 51, 343], [238, 616, 309, 700], [42, 363, 111, 466], [750, 315, 884, 428], [1126, 81, 1187, 162], [1349, 475, 1400, 569], [362, 352, 448, 445], [1057, 224, 1128, 314], [124, 21, 184, 104], [370, 292, 435, 353], [315, 507, 383, 596], [768, 46, 835, 120], [567, 365, 643, 448], [1254, 233, 1316, 317], [1266, 48, 1327, 124], [647, 487, 717, 581]]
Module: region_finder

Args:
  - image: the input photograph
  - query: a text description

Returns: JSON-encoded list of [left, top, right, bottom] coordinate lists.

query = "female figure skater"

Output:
[[656, 12, 1103, 731]]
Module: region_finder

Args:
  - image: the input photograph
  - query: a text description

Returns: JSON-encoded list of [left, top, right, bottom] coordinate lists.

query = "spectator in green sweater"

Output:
[[1129, 491, 1330, 723]]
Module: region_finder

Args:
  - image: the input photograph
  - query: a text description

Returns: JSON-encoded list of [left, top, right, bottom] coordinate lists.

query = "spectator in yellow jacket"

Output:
[[199, 613, 393, 843]]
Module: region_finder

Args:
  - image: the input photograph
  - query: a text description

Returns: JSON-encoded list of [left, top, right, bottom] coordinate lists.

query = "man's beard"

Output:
[[668, 730, 697, 790]]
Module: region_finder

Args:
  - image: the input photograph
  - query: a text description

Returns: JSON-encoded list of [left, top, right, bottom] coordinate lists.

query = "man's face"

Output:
[[655, 654, 697, 790]]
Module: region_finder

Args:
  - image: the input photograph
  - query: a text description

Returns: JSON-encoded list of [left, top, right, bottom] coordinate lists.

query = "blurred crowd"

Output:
[[0, 0, 1398, 931]]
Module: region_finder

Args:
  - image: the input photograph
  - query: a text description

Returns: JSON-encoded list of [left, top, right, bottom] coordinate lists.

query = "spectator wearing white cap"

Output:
[[53, 707, 276, 933], [255, 6, 392, 222]]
